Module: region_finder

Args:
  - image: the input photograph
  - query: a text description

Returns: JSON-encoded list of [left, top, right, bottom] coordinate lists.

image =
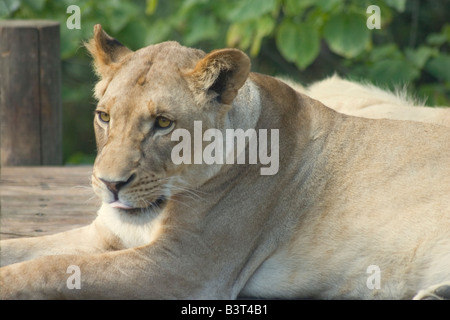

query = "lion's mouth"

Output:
[[108, 196, 167, 213]]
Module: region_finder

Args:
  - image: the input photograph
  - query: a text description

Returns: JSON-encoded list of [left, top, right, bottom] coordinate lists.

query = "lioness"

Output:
[[1, 25, 449, 300]]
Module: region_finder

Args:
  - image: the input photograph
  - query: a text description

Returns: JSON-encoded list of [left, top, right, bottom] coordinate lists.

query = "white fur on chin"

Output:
[[97, 203, 164, 248]]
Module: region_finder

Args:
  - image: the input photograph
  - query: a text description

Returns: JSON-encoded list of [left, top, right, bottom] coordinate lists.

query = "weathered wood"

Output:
[[38, 22, 63, 165], [0, 20, 62, 166], [0, 166, 99, 240]]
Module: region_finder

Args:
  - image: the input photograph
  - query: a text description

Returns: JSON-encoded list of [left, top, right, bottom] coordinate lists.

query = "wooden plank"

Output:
[[0, 21, 41, 165], [0, 166, 99, 240], [38, 21, 62, 165], [0, 20, 62, 166]]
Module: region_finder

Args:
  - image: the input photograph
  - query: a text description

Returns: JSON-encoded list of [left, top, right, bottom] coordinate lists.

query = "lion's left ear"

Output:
[[85, 24, 132, 79], [186, 49, 251, 105]]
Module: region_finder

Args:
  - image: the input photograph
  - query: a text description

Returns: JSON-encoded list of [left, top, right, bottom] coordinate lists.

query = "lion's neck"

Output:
[[226, 79, 262, 132]]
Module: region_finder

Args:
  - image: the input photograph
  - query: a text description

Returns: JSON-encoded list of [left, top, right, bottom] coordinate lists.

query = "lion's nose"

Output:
[[100, 174, 136, 200]]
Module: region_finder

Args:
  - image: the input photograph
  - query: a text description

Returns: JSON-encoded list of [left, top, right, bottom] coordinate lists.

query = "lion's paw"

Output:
[[413, 282, 450, 300]]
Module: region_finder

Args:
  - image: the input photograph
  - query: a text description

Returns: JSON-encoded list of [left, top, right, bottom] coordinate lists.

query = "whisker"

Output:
[[167, 185, 204, 201], [83, 195, 99, 205], [161, 175, 210, 200], [166, 197, 197, 211], [70, 185, 93, 191]]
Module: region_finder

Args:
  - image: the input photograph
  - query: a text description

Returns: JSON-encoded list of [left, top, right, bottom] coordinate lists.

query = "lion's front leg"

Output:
[[0, 218, 122, 267], [0, 242, 230, 299], [1, 251, 137, 299]]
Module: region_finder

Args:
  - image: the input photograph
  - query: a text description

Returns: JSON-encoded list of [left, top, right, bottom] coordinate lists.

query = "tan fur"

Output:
[[282, 75, 450, 127], [1, 25, 450, 299]]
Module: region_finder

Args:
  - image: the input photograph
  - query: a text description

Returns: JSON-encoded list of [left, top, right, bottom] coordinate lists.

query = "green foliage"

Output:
[[276, 18, 320, 70], [323, 12, 371, 58], [2, 0, 449, 163]]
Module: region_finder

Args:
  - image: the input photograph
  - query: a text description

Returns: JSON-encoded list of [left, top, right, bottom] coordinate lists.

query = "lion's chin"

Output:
[[108, 196, 167, 214]]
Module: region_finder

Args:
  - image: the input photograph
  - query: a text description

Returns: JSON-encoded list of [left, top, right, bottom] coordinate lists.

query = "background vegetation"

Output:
[[1, 0, 449, 164]]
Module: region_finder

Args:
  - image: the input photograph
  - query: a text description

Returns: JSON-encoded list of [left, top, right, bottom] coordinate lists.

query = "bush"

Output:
[[2, 0, 449, 163]]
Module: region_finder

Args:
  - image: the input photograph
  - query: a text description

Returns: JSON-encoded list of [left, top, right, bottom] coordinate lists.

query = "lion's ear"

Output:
[[85, 24, 132, 78], [186, 49, 251, 105]]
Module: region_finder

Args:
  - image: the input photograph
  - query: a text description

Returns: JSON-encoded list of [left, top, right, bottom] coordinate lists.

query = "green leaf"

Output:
[[283, 0, 316, 15], [426, 33, 447, 46], [0, 0, 21, 17], [323, 12, 371, 58], [369, 59, 420, 85], [227, 15, 275, 55], [315, 0, 342, 12], [304, 7, 327, 28], [145, 0, 158, 15], [226, 0, 278, 22], [443, 24, 450, 42], [369, 44, 402, 62], [249, 15, 275, 56], [102, 1, 139, 33], [425, 54, 450, 82], [117, 20, 148, 50], [145, 19, 173, 44], [405, 46, 437, 69], [276, 19, 320, 70], [227, 21, 254, 51], [385, 0, 406, 12], [418, 83, 450, 106], [184, 15, 218, 45], [22, 0, 46, 11], [60, 27, 84, 59], [427, 24, 450, 46]]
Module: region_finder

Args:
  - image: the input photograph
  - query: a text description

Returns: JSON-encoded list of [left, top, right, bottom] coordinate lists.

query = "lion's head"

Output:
[[86, 25, 253, 216]]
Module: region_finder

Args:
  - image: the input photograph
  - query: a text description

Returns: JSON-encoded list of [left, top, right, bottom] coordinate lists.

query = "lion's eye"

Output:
[[97, 112, 110, 123], [155, 116, 173, 129]]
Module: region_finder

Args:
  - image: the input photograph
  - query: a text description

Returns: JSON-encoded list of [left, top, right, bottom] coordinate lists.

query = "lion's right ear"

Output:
[[85, 24, 132, 79], [186, 48, 251, 106]]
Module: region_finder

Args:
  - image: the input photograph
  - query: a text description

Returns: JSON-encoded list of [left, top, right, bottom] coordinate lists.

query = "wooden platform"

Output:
[[0, 166, 99, 240]]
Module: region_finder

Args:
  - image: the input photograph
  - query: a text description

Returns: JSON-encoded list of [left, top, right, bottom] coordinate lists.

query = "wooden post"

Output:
[[0, 20, 62, 166]]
